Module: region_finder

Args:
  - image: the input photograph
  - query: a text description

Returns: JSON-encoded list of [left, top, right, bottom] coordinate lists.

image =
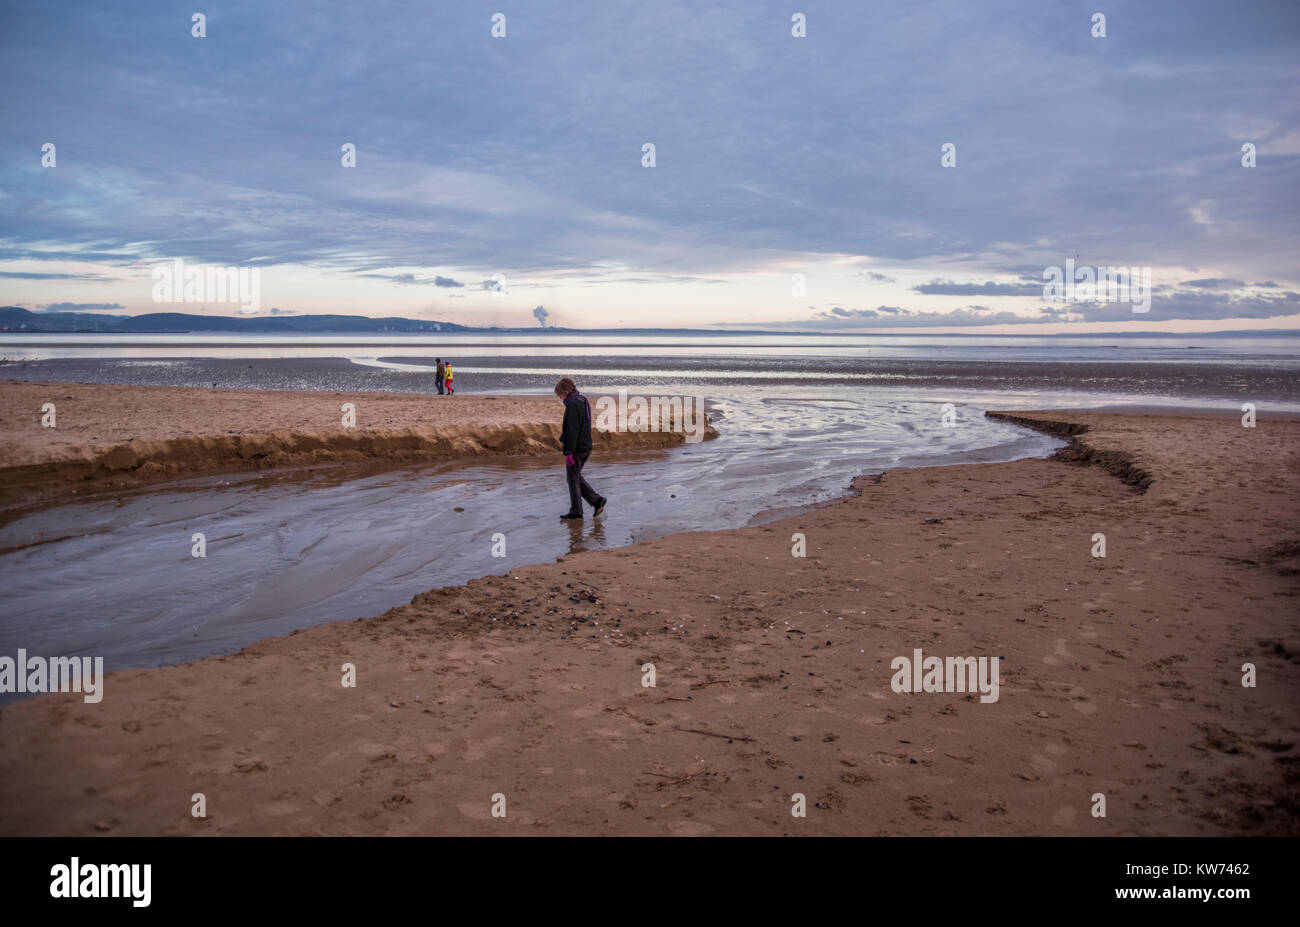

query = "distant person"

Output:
[[435, 357, 445, 395], [556, 377, 606, 520], [444, 361, 455, 395]]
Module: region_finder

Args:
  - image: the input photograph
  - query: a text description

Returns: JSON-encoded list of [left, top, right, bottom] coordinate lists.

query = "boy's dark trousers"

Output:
[[566, 451, 601, 513], [436, 380, 444, 395]]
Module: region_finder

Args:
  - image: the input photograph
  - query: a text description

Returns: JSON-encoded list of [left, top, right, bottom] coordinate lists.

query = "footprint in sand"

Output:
[[457, 800, 492, 821], [1043, 680, 1097, 714], [1030, 754, 1057, 773], [1054, 683, 1097, 715], [1043, 638, 1073, 667], [1052, 805, 1078, 827], [591, 729, 632, 751], [668, 820, 714, 836], [463, 735, 504, 763], [1029, 741, 1067, 772], [358, 744, 398, 763]]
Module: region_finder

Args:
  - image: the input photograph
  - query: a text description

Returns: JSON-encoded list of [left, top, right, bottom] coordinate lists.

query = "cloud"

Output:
[[913, 279, 1044, 296], [818, 306, 878, 319], [354, 272, 465, 287], [0, 271, 111, 280], [38, 302, 124, 312], [533, 305, 549, 327], [802, 305, 1050, 328], [357, 272, 419, 285], [1044, 290, 1300, 323], [2, 1, 1298, 329], [1184, 278, 1246, 289], [0, 247, 139, 265], [1036, 304, 1074, 320], [799, 285, 1300, 327]]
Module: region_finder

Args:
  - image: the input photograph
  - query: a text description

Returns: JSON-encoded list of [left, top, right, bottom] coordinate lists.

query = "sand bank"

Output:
[[0, 381, 712, 511], [0, 409, 1296, 835]]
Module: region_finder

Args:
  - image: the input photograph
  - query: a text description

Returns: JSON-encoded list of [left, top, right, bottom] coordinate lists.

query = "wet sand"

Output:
[[0, 380, 707, 514], [0, 388, 1059, 675], [1, 408, 1296, 836]]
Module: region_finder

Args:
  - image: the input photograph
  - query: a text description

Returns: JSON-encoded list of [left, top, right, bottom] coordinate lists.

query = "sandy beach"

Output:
[[0, 380, 707, 515], [1, 400, 1295, 836]]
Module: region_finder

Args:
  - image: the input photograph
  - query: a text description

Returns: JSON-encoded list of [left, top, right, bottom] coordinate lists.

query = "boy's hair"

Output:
[[554, 377, 576, 397], [436, 357, 441, 362]]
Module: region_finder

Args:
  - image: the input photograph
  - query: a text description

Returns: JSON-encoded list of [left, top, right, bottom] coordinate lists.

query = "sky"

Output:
[[1, 0, 1298, 333]]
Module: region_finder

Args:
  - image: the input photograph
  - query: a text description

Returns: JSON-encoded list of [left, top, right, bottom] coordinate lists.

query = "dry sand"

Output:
[[0, 408, 1297, 836], [0, 380, 707, 514]]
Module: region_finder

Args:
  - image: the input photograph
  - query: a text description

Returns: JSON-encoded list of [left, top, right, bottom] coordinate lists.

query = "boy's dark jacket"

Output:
[[561, 391, 593, 455]]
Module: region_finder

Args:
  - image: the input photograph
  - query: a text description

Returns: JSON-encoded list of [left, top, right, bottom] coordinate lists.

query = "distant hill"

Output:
[[2, 306, 1296, 338], [0, 307, 473, 333]]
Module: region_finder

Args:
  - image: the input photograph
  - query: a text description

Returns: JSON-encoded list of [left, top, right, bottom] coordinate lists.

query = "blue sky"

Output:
[[1, 0, 1298, 331]]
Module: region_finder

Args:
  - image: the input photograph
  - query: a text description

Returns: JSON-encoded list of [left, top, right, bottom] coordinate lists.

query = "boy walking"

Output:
[[555, 377, 606, 520], [435, 358, 445, 395]]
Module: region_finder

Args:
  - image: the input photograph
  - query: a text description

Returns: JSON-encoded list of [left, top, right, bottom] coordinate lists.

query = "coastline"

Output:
[[1, 407, 1295, 835], [4, 353, 1300, 404]]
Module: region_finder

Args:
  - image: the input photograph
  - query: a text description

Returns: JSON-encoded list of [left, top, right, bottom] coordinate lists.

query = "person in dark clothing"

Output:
[[435, 358, 445, 395], [555, 377, 606, 519]]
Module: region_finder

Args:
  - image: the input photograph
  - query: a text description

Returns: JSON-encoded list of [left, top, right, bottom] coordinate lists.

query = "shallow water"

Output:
[[5, 350, 1300, 405], [0, 387, 1062, 686], [5, 331, 1300, 365]]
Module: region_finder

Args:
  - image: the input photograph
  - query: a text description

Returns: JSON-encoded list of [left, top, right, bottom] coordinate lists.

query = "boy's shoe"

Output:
[[560, 511, 583, 520], [593, 497, 607, 517]]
